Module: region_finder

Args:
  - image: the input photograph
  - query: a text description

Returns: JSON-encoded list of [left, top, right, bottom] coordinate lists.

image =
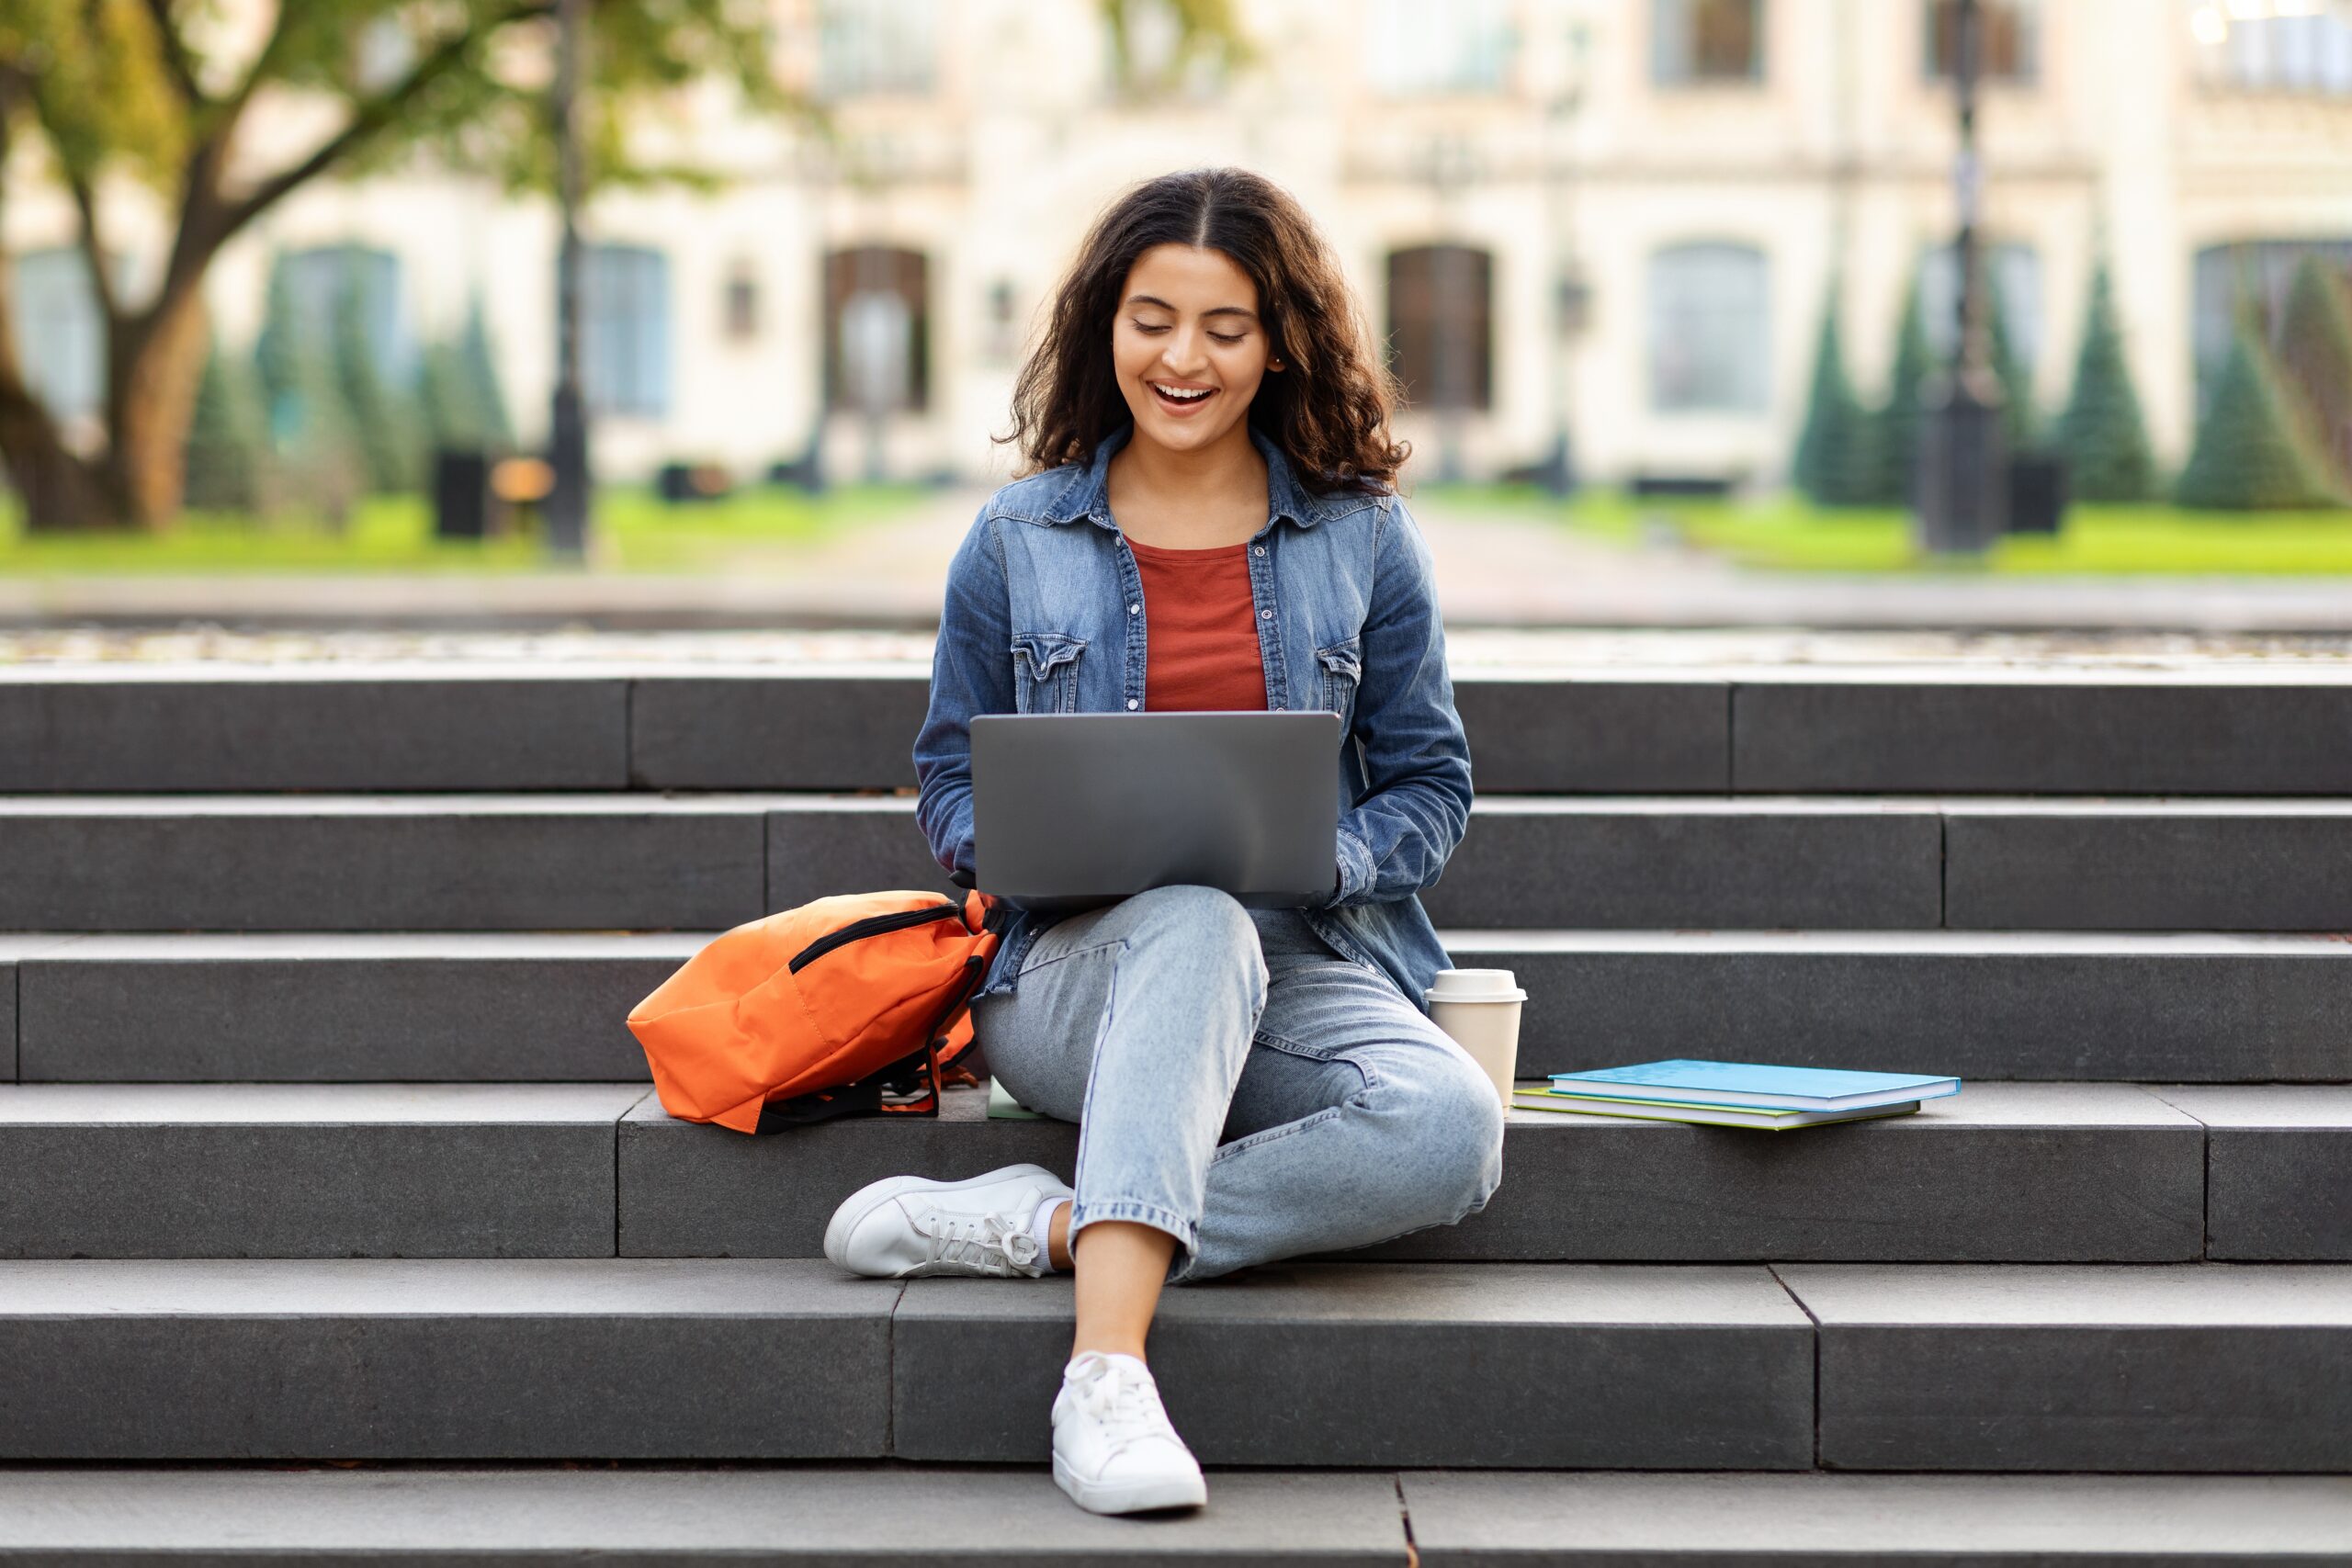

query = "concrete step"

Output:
[[0, 1083, 649, 1258], [0, 1466, 1411, 1564], [14, 930, 2350, 1084], [10, 665, 2352, 796], [10, 794, 2352, 932], [621, 1082, 2233, 1265], [1782, 1262, 2352, 1472], [3, 1468, 2347, 1565], [0, 1258, 2343, 1471], [0, 1258, 1812, 1465], [1399, 1472, 2352, 1565], [10, 1081, 2324, 1263]]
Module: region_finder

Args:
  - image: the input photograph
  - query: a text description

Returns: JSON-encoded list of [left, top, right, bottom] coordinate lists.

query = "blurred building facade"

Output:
[[6, 0, 2351, 491]]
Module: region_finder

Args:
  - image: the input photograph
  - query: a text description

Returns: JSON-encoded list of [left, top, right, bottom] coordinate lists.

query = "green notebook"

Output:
[[987, 1077, 1045, 1121], [1510, 1088, 1920, 1132]]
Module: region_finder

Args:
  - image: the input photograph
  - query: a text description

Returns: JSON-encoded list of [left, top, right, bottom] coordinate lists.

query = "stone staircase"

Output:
[[1, 656, 2348, 1562]]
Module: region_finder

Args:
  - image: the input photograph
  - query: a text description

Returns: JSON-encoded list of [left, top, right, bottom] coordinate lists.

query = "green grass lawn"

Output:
[[1430, 485, 2352, 575], [0, 483, 933, 575]]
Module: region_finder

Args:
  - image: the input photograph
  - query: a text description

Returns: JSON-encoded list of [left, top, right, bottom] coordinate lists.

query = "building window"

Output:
[[2192, 7, 2352, 96], [817, 0, 935, 96], [283, 244, 411, 382], [582, 244, 671, 418], [723, 262, 760, 343], [1919, 242, 2042, 373], [824, 246, 930, 414], [1651, 0, 1764, 84], [1385, 245, 1494, 412], [7, 248, 105, 421], [1647, 243, 1770, 413], [2193, 241, 2352, 415], [1924, 0, 2038, 82], [1365, 0, 1513, 96]]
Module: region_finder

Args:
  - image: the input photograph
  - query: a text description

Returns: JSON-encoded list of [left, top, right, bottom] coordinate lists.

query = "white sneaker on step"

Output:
[[1051, 1350, 1207, 1515], [822, 1163, 1071, 1279]]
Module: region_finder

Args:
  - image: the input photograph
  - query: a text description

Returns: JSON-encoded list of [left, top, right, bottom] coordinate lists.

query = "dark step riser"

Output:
[[2, 1262, 2343, 1472], [12, 677, 2352, 796], [0, 1089, 2342, 1262], [6, 807, 2352, 931], [13, 945, 2352, 1085]]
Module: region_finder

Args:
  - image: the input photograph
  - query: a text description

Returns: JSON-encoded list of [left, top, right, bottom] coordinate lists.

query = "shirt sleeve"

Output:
[[913, 508, 1013, 890], [1317, 495, 1475, 908]]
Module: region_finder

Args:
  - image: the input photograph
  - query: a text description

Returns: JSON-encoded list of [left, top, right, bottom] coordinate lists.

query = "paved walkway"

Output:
[[7, 487, 2352, 633]]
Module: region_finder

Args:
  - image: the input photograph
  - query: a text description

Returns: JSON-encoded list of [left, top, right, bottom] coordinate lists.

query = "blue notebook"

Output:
[[1546, 1059, 1961, 1113]]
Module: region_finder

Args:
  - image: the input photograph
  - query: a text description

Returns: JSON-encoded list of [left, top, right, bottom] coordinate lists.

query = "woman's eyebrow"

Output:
[[1125, 293, 1259, 321]]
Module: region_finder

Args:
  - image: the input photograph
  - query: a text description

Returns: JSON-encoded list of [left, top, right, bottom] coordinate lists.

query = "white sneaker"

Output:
[[822, 1163, 1071, 1279], [1051, 1350, 1207, 1514]]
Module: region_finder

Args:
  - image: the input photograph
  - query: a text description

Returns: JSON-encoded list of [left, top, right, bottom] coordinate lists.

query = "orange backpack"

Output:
[[628, 887, 1012, 1132]]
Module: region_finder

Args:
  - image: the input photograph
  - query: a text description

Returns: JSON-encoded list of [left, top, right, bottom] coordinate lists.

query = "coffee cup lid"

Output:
[[1425, 967, 1527, 1004]]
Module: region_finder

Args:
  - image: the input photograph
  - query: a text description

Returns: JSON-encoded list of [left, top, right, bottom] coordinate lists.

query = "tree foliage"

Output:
[[1869, 276, 1931, 506], [2176, 327, 2336, 511], [1792, 281, 1876, 506], [182, 329, 271, 513], [2055, 259, 2156, 502], [0, 0, 794, 529]]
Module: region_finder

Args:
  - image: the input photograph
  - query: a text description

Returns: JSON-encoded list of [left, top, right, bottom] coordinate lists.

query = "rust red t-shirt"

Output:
[[1123, 534, 1268, 712]]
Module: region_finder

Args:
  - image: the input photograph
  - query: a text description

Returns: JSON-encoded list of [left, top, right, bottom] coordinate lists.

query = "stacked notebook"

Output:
[[1511, 1059, 1961, 1131]]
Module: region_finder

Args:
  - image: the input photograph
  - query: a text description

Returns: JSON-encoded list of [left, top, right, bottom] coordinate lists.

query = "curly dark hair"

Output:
[[997, 167, 1410, 496]]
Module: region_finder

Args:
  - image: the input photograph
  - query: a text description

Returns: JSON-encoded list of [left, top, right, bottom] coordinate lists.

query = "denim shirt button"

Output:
[[1126, 698, 1138, 710], [1254, 545, 1265, 555], [1128, 604, 1138, 614], [1260, 608, 1272, 619]]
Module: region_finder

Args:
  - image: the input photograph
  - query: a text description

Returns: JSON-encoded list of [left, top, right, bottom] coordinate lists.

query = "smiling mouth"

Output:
[[1151, 383, 1218, 408]]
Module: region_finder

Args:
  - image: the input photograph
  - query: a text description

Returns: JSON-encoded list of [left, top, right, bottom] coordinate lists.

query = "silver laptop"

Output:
[[971, 711, 1344, 915]]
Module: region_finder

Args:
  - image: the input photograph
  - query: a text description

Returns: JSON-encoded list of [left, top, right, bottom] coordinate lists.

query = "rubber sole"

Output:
[[1053, 1451, 1208, 1515], [820, 1162, 1069, 1276]]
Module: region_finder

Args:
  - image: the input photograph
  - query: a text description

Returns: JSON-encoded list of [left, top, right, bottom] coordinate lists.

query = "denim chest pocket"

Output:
[[1011, 630, 1087, 714], [1314, 636, 1363, 724]]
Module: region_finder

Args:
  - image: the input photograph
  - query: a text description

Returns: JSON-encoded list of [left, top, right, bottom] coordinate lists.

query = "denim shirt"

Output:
[[911, 418, 1475, 1019]]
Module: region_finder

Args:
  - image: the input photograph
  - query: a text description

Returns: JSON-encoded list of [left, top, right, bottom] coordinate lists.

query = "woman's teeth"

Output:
[[1153, 384, 1215, 402]]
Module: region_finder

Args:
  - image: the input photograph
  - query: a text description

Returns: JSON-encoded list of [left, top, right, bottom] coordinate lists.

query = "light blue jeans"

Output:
[[970, 883, 1505, 1283]]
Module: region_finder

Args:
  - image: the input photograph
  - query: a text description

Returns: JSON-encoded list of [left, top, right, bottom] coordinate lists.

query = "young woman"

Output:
[[823, 167, 1501, 1516]]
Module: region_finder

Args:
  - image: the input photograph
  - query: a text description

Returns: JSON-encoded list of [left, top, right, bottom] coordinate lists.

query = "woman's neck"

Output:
[[1109, 420, 1269, 516]]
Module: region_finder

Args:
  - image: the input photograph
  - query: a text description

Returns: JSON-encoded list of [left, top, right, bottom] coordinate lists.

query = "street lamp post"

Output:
[[1542, 20, 1591, 499], [1915, 0, 2007, 554], [546, 0, 591, 561]]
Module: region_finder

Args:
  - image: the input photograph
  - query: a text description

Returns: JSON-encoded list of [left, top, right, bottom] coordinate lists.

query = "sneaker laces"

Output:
[[909, 1204, 1039, 1274], [1066, 1354, 1175, 1451]]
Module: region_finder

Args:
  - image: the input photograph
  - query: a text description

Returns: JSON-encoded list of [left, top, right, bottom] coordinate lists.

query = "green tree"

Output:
[[1984, 271, 2036, 450], [0, 0, 792, 532], [2272, 254, 2352, 496], [1792, 281, 1876, 506], [2055, 259, 2156, 502], [422, 298, 513, 453], [331, 258, 421, 492], [1869, 276, 1931, 505], [2175, 327, 2335, 511], [181, 329, 270, 513], [254, 252, 361, 520]]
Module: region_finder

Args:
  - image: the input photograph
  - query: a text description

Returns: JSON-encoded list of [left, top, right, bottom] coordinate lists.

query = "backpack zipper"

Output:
[[788, 901, 961, 974]]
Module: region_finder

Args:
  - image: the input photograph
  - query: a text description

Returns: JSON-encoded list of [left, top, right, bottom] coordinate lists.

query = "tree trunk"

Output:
[[0, 384, 119, 532], [101, 287, 211, 529]]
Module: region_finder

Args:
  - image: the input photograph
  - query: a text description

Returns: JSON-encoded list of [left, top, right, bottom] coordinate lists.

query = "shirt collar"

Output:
[[1041, 419, 1336, 530]]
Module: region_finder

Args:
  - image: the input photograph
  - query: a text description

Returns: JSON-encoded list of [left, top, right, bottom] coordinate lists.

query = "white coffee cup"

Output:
[[1424, 968, 1527, 1108]]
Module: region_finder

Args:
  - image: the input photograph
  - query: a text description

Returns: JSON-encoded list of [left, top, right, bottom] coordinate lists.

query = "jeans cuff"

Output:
[[1068, 1198, 1197, 1258]]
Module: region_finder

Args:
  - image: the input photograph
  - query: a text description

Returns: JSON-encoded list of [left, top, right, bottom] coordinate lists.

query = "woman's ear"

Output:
[[1269, 356, 1285, 371]]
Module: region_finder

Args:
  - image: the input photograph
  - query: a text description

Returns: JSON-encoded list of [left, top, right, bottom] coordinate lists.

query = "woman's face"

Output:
[[1110, 242, 1281, 456]]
